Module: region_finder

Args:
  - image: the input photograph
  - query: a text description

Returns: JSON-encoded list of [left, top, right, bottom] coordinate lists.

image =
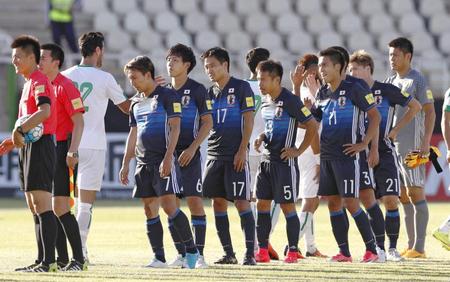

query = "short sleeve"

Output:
[[444, 88, 450, 112], [239, 81, 255, 113], [195, 84, 213, 116], [385, 84, 412, 107], [164, 89, 182, 118], [285, 94, 313, 124], [106, 73, 127, 105], [129, 102, 137, 127], [349, 83, 376, 112], [413, 74, 434, 106], [61, 80, 85, 116], [33, 79, 52, 106]]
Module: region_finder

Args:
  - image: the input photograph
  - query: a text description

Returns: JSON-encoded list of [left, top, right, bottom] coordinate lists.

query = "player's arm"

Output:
[[116, 99, 131, 114], [67, 113, 84, 169], [290, 65, 306, 97], [343, 107, 380, 156], [442, 103, 450, 163], [179, 113, 213, 167], [421, 102, 436, 155], [281, 118, 318, 159], [388, 98, 421, 141], [253, 132, 266, 153], [160, 116, 181, 178], [13, 102, 51, 147], [234, 111, 254, 172], [367, 124, 380, 168], [119, 126, 137, 185]]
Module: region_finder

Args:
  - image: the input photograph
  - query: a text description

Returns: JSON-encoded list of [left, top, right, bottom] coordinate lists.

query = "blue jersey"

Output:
[[168, 78, 212, 153], [261, 88, 312, 164], [345, 74, 371, 91], [130, 86, 182, 165], [313, 80, 375, 160], [371, 81, 412, 153], [207, 77, 255, 161]]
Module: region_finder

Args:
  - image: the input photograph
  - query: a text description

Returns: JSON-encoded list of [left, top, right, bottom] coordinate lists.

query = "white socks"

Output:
[[299, 211, 316, 253], [77, 201, 93, 257]]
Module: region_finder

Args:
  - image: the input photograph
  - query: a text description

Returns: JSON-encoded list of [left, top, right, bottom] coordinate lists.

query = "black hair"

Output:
[[11, 35, 40, 64], [389, 37, 414, 59], [201, 47, 230, 72], [124, 55, 155, 79], [41, 43, 64, 69], [256, 59, 283, 81], [166, 43, 196, 73], [246, 47, 270, 74], [78, 31, 104, 57], [319, 48, 346, 74], [330, 46, 349, 68]]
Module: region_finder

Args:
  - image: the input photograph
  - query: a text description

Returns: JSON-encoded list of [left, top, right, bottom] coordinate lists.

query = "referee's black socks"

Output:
[[59, 212, 84, 263], [33, 214, 43, 264], [38, 210, 57, 265]]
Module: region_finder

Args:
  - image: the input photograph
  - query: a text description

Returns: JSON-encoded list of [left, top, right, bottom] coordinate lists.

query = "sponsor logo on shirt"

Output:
[[426, 89, 433, 100], [365, 93, 375, 104], [184, 89, 190, 94], [246, 97, 254, 107], [374, 90, 381, 95], [71, 97, 83, 110], [35, 85, 45, 95], [228, 88, 234, 93], [173, 102, 181, 113], [339, 90, 346, 96]]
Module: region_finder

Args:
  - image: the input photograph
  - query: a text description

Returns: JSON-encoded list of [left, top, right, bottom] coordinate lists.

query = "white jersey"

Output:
[[62, 65, 127, 150], [295, 84, 316, 156], [247, 79, 268, 156]]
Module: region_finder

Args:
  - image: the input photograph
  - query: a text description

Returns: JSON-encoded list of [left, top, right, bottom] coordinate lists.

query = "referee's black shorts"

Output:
[[53, 140, 77, 197], [19, 134, 56, 193]]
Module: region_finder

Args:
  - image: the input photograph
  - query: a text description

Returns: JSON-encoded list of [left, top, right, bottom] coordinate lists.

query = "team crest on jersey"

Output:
[[184, 89, 190, 94], [275, 106, 283, 118], [228, 88, 235, 93], [181, 95, 191, 107], [339, 90, 346, 96], [338, 96, 346, 108], [375, 95, 383, 105], [227, 94, 236, 105], [150, 95, 158, 112]]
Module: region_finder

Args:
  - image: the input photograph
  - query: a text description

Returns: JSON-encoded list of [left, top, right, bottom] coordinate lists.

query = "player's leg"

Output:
[[248, 155, 259, 253], [254, 161, 272, 262], [76, 149, 105, 261], [203, 160, 236, 264], [15, 192, 43, 271], [404, 185, 428, 258], [158, 165, 198, 269], [228, 161, 256, 265], [337, 159, 377, 262], [167, 197, 186, 267]]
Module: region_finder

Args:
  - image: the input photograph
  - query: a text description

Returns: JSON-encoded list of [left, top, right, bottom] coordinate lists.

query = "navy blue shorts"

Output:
[[359, 151, 375, 190], [373, 151, 401, 198], [318, 158, 360, 198], [133, 161, 181, 198], [178, 153, 203, 198], [255, 160, 299, 204], [202, 159, 251, 201]]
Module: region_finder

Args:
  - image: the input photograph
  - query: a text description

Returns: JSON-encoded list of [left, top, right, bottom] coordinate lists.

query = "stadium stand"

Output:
[[0, 0, 448, 96]]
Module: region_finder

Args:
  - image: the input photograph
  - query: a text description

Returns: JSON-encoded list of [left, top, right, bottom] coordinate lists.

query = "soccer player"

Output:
[[201, 47, 256, 265], [253, 60, 317, 263], [120, 56, 198, 269], [164, 44, 212, 268], [385, 37, 436, 258], [62, 32, 130, 262], [432, 87, 450, 250], [289, 54, 327, 258], [11, 35, 58, 272], [349, 50, 422, 261], [39, 43, 86, 271], [314, 48, 380, 263], [330, 46, 387, 260], [244, 47, 279, 260]]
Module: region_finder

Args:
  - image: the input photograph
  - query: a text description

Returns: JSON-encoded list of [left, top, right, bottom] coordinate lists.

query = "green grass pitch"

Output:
[[0, 199, 449, 281]]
